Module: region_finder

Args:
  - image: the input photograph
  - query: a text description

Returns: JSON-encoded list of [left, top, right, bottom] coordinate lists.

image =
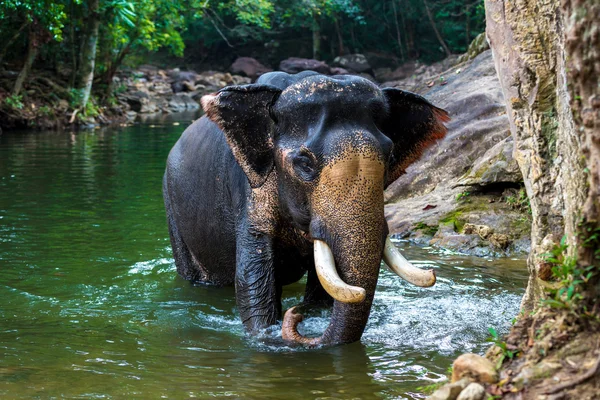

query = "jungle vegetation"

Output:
[[0, 0, 485, 109]]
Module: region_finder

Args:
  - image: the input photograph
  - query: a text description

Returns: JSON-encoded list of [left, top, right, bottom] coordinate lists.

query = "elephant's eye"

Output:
[[293, 153, 316, 182]]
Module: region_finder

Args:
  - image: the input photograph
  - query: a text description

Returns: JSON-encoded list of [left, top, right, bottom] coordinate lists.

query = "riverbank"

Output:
[[0, 46, 477, 133], [0, 67, 251, 131]]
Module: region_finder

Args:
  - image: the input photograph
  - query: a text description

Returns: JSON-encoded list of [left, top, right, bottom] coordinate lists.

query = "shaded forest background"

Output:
[[0, 0, 484, 112]]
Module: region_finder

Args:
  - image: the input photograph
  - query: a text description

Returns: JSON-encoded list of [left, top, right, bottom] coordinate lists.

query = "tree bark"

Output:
[[562, 0, 600, 303], [334, 16, 344, 56], [312, 15, 321, 60], [485, 0, 587, 312], [0, 21, 29, 67], [391, 0, 405, 60], [12, 24, 39, 96], [423, 0, 451, 57], [74, 0, 100, 108], [465, 4, 471, 50]]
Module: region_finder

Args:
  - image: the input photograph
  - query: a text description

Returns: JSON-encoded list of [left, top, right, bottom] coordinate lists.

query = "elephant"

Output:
[[163, 71, 449, 347]]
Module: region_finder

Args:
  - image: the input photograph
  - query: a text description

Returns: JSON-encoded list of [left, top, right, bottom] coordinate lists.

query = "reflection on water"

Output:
[[0, 118, 528, 399]]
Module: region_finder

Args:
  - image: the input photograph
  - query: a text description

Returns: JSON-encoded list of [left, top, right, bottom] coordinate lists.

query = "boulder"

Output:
[[332, 53, 371, 73], [196, 71, 235, 90], [457, 32, 490, 64], [427, 378, 470, 400], [456, 383, 486, 400], [330, 67, 350, 75], [462, 224, 494, 239], [452, 354, 498, 384], [279, 57, 331, 75], [456, 136, 521, 187], [384, 50, 530, 256], [168, 94, 200, 111], [122, 91, 158, 113], [382, 55, 460, 91], [230, 57, 272, 80]]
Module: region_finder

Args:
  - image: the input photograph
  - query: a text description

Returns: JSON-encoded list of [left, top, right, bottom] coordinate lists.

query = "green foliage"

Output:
[[4, 95, 24, 110], [504, 188, 531, 214], [487, 327, 519, 368], [541, 236, 595, 313], [417, 380, 446, 395], [456, 191, 470, 202], [0, 0, 486, 110], [0, 0, 67, 41], [414, 221, 438, 236]]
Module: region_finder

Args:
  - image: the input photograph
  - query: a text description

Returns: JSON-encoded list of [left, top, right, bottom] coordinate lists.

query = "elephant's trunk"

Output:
[[282, 230, 384, 346], [282, 142, 386, 346]]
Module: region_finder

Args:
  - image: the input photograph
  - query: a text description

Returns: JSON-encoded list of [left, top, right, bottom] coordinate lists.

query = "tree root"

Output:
[[543, 350, 600, 394]]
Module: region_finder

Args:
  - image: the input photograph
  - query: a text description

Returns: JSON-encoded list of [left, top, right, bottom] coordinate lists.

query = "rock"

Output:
[[427, 378, 470, 400], [196, 71, 235, 90], [382, 55, 460, 91], [456, 136, 521, 187], [168, 94, 199, 111], [489, 233, 510, 249], [456, 32, 490, 64], [384, 50, 530, 256], [150, 81, 173, 96], [171, 81, 185, 93], [452, 354, 498, 384], [231, 75, 252, 85], [356, 72, 376, 82], [183, 81, 196, 92], [430, 233, 484, 254], [512, 360, 562, 390], [456, 383, 486, 400], [230, 57, 272, 80], [332, 53, 371, 73], [122, 91, 158, 113], [167, 69, 198, 83], [330, 67, 350, 75], [375, 61, 420, 82], [279, 57, 331, 75], [462, 224, 494, 239]]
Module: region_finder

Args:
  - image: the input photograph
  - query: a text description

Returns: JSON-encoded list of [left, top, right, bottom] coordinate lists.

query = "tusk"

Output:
[[383, 237, 436, 287], [314, 240, 366, 303]]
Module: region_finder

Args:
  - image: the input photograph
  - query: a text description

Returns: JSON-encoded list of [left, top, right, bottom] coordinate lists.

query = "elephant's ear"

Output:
[[201, 84, 282, 188], [379, 88, 450, 187]]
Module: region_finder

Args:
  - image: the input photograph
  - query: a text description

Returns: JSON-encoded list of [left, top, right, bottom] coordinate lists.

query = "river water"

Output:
[[0, 114, 527, 399]]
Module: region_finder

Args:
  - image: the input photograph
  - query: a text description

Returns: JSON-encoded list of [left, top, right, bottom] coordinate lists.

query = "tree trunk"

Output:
[[485, 0, 587, 312], [75, 0, 100, 109], [312, 15, 321, 60], [334, 16, 344, 56], [399, 0, 412, 57], [12, 24, 39, 96], [391, 0, 405, 60], [562, 0, 600, 303], [0, 21, 29, 67], [423, 0, 451, 57], [465, 4, 471, 50], [103, 41, 133, 100]]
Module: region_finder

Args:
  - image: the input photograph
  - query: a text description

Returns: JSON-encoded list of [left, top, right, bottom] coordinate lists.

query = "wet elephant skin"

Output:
[[163, 71, 449, 346]]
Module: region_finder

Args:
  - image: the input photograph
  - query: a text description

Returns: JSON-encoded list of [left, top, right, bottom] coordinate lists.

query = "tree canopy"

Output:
[[0, 0, 485, 111]]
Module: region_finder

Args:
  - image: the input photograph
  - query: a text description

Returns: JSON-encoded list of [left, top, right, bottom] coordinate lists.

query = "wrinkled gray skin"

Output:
[[163, 71, 448, 346]]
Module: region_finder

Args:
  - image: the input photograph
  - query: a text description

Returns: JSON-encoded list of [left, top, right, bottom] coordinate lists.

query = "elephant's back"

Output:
[[164, 116, 245, 280]]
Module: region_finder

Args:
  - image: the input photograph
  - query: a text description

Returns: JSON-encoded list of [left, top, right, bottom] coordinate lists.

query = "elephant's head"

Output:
[[201, 74, 448, 346]]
